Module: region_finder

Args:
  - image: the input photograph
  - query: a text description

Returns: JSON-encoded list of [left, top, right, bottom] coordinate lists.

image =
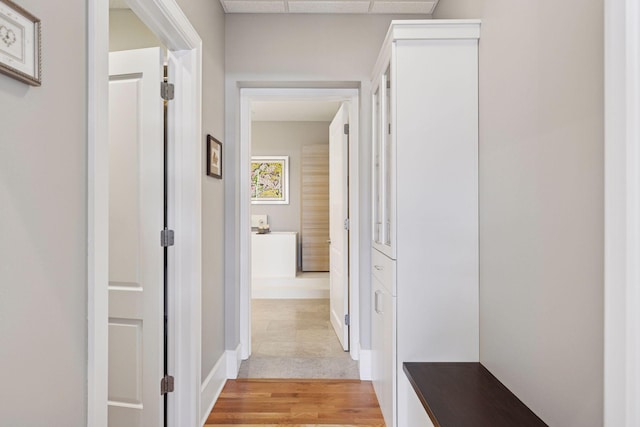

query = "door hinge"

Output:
[[161, 82, 175, 101], [345, 314, 350, 326], [344, 218, 350, 231], [344, 124, 350, 135], [161, 228, 175, 247], [160, 375, 175, 395]]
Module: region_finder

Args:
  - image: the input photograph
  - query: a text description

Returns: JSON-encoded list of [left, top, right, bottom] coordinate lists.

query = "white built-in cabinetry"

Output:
[[370, 20, 481, 427]]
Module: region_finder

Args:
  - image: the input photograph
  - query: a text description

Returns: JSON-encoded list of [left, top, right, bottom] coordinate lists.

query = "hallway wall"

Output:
[[0, 0, 88, 425], [434, 2, 604, 426], [109, 9, 164, 51], [224, 13, 429, 351], [175, 0, 227, 381], [251, 121, 330, 270]]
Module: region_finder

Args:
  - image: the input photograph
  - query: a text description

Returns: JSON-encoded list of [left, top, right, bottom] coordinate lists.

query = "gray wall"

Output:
[[109, 9, 163, 51], [0, 2, 225, 424], [224, 13, 429, 350], [175, 0, 227, 380], [434, 2, 604, 426], [0, 0, 88, 425], [251, 121, 330, 269]]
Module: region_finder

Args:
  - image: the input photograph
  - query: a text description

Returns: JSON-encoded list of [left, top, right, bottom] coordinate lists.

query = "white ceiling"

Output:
[[221, 0, 438, 13], [252, 101, 342, 121]]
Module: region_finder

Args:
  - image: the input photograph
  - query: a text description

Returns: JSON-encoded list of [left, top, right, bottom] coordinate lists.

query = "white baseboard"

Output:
[[252, 275, 329, 299], [226, 344, 242, 379], [252, 287, 329, 299], [200, 353, 227, 427], [359, 346, 372, 381]]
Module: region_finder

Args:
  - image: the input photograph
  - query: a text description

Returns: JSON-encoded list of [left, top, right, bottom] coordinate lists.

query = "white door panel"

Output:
[[109, 321, 143, 404], [329, 103, 350, 351], [108, 47, 164, 427]]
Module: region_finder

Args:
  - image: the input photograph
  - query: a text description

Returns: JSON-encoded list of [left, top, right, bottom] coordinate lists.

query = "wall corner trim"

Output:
[[226, 344, 242, 379], [359, 346, 372, 381]]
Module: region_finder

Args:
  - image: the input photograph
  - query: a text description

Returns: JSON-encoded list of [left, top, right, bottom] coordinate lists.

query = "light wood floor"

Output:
[[204, 379, 385, 427]]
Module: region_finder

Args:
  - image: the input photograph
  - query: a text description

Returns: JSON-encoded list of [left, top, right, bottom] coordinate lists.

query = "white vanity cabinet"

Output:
[[370, 20, 481, 427]]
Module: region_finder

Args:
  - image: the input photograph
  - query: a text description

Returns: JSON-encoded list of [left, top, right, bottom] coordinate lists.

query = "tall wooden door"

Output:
[[108, 47, 164, 427], [301, 144, 330, 272], [329, 103, 350, 351]]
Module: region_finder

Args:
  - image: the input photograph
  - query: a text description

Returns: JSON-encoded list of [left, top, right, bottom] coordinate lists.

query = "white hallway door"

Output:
[[108, 47, 164, 427], [329, 103, 350, 351]]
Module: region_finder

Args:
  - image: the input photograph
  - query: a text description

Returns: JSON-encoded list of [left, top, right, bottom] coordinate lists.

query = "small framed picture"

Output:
[[207, 135, 222, 179], [0, 0, 41, 86]]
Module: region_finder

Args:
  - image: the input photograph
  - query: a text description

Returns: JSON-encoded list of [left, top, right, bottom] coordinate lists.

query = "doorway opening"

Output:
[[241, 99, 354, 378], [88, 1, 202, 426], [238, 88, 361, 379]]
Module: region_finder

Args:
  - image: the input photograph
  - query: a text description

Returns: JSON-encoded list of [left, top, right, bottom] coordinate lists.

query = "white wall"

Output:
[[224, 13, 428, 350], [0, 0, 87, 425], [251, 121, 330, 269], [434, 2, 604, 426]]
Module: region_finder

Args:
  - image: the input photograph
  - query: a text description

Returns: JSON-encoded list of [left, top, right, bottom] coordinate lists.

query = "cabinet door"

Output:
[[372, 276, 395, 427], [371, 276, 384, 404], [372, 64, 395, 259], [381, 65, 394, 253], [372, 83, 383, 246]]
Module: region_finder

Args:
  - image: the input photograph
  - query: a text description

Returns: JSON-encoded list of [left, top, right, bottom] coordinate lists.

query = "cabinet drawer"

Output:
[[372, 247, 396, 295]]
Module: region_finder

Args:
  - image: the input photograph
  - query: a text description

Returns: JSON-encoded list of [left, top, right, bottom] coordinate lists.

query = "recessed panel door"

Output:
[[329, 103, 350, 351], [108, 47, 164, 427]]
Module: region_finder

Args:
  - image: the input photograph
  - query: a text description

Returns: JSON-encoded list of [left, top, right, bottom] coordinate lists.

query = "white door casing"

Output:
[[329, 103, 350, 351], [604, 0, 640, 425], [237, 88, 360, 363], [108, 47, 164, 427], [88, 1, 202, 426]]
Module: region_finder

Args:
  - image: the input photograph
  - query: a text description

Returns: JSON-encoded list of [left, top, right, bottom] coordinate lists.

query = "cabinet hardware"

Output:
[[374, 290, 382, 314]]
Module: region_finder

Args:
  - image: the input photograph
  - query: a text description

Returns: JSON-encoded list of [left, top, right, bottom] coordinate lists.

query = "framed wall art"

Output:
[[251, 156, 289, 205], [0, 0, 41, 86], [206, 135, 222, 179]]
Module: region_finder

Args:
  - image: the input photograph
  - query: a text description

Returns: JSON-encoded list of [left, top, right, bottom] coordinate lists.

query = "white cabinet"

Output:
[[372, 273, 395, 427], [370, 20, 481, 427], [251, 232, 297, 278], [400, 373, 435, 427]]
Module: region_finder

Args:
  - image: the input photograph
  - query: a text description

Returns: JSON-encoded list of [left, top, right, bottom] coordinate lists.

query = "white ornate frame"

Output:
[[0, 0, 41, 86]]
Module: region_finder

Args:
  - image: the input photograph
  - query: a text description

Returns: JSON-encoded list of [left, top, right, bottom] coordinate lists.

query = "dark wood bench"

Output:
[[403, 362, 548, 427]]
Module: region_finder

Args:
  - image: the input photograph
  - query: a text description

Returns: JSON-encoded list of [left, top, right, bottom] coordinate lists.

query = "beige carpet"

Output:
[[238, 299, 360, 379]]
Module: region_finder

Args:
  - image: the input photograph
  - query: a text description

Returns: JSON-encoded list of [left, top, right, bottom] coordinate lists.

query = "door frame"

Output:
[[604, 0, 640, 425], [87, 1, 203, 426], [238, 88, 361, 362]]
